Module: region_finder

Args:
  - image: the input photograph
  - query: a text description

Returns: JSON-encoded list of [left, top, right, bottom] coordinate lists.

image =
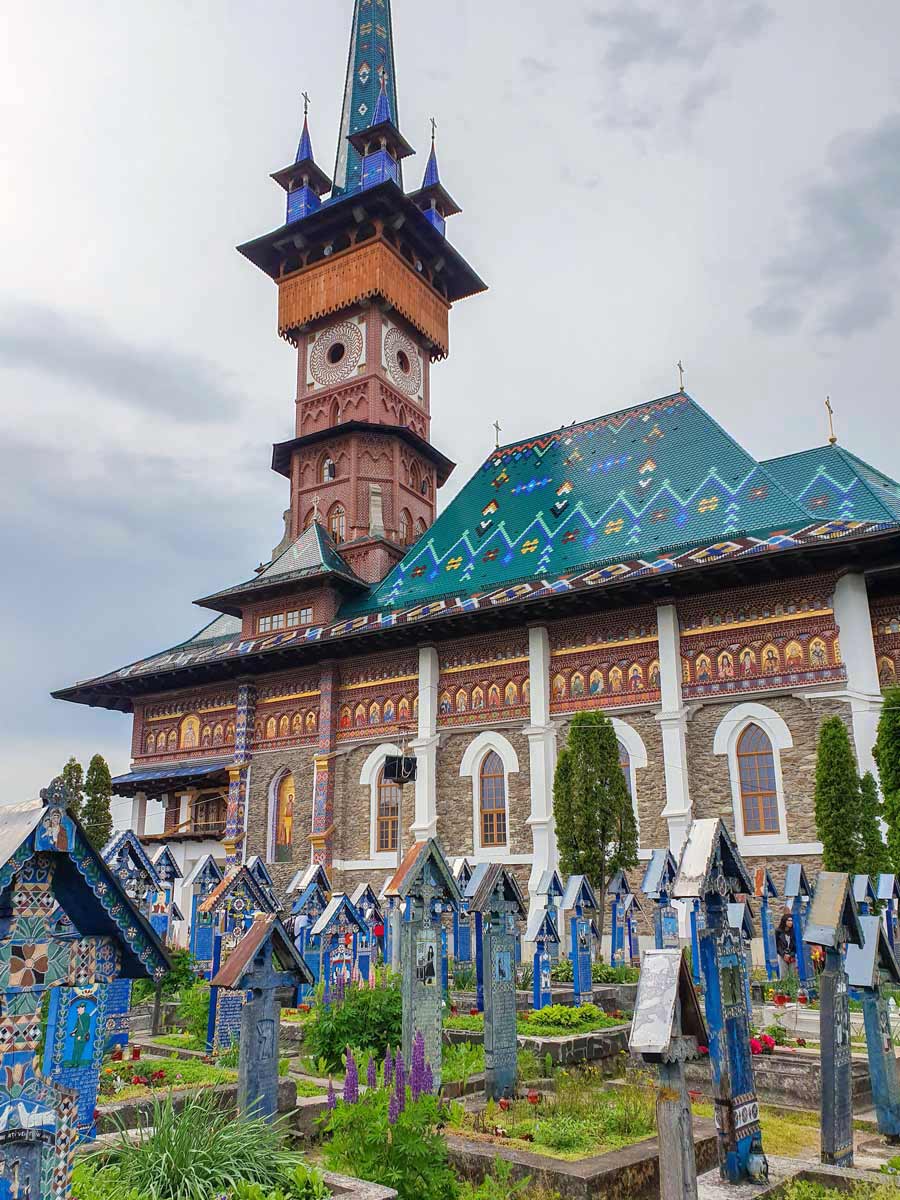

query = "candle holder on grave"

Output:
[[641, 850, 680, 951], [0, 780, 169, 1196], [386, 840, 462, 1090], [846, 913, 900, 1141], [561, 875, 598, 1007], [467, 866, 528, 1100], [525, 907, 560, 1011], [630, 950, 709, 1200], [673, 818, 768, 1185], [804, 871, 865, 1167]]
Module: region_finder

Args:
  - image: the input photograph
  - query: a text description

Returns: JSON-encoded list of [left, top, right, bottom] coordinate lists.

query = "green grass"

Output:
[[445, 1004, 624, 1039], [295, 1078, 327, 1098], [153, 1033, 206, 1051], [98, 1058, 236, 1104], [692, 1100, 822, 1158]]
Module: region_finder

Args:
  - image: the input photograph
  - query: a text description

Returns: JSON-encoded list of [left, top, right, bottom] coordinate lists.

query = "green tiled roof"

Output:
[[341, 393, 815, 617], [763, 445, 900, 524]]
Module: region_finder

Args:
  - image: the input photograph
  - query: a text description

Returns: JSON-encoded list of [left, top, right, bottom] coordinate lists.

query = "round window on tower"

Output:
[[309, 321, 364, 387], [396, 349, 411, 376], [384, 327, 422, 397], [328, 342, 346, 366]]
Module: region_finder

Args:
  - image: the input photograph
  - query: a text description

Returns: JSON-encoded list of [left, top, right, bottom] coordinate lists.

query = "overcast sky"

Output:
[[3, 0, 900, 804]]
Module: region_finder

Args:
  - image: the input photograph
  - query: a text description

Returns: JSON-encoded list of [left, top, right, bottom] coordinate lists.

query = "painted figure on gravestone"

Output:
[[535, 869, 565, 962], [149, 845, 184, 941], [0, 780, 168, 1199], [804, 871, 865, 1167], [642, 850, 679, 951], [210, 914, 313, 1123], [608, 870, 640, 967], [385, 841, 462, 1091], [754, 867, 780, 982], [468, 867, 527, 1101], [673, 818, 768, 1185], [309, 894, 369, 1000], [784, 864, 816, 997], [185, 854, 225, 978], [878, 875, 900, 950], [845, 913, 900, 1141], [290, 877, 330, 1000], [350, 883, 384, 981], [561, 875, 598, 1007], [630, 950, 709, 1200]]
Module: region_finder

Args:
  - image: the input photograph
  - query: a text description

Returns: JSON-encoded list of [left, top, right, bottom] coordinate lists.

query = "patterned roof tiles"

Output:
[[763, 444, 900, 524]]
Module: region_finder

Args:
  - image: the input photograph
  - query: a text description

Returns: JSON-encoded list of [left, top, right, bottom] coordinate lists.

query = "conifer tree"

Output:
[[552, 711, 638, 940], [82, 754, 113, 850], [859, 770, 890, 878], [60, 757, 85, 821], [814, 716, 862, 873], [875, 686, 900, 872]]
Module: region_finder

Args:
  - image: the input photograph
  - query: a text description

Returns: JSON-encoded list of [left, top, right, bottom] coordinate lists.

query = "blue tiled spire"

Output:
[[409, 121, 461, 236], [271, 93, 332, 224], [373, 76, 393, 127], [296, 112, 314, 165], [333, 0, 401, 196], [422, 138, 440, 189]]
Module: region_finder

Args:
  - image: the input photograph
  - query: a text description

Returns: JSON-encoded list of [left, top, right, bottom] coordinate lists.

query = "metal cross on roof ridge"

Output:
[[678, 360, 685, 392], [302, 90, 310, 116]]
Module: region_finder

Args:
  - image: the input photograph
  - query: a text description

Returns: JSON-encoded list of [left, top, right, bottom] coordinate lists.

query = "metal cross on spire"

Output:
[[302, 91, 311, 117], [677, 360, 685, 392], [825, 395, 838, 445], [430, 116, 437, 143], [493, 420, 502, 450]]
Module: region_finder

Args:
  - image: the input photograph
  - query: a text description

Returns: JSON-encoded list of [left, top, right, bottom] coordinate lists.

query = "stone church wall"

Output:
[[245, 746, 316, 895]]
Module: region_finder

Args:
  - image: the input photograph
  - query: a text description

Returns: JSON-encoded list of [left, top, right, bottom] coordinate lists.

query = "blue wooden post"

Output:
[[728, 901, 755, 1016], [804, 872, 865, 1167], [473, 911, 485, 1011], [562, 875, 598, 1006], [846, 913, 900, 1141], [878, 875, 900, 950], [754, 868, 779, 982], [673, 819, 768, 1185], [441, 921, 450, 994], [784, 863, 816, 997], [452, 860, 474, 964], [536, 870, 565, 963], [641, 850, 679, 951], [690, 900, 703, 987], [526, 909, 559, 1011]]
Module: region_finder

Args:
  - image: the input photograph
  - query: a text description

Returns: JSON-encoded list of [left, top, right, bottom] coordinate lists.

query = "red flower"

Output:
[[469, 1008, 479, 1017], [796, 1037, 807, 1047], [760, 1035, 775, 1054], [750, 1038, 762, 1056], [527, 1091, 540, 1106], [131, 1075, 149, 1086], [698, 1045, 709, 1056], [498, 1098, 510, 1112]]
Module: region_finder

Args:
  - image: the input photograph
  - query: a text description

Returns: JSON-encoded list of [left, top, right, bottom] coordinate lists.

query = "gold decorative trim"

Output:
[[680, 608, 834, 638]]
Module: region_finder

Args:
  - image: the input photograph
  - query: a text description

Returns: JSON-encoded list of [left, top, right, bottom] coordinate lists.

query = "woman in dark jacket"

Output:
[[775, 912, 796, 978]]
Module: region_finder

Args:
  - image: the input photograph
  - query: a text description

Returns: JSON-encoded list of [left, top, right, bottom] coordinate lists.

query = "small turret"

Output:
[[347, 75, 414, 190], [408, 121, 461, 237], [270, 94, 332, 223]]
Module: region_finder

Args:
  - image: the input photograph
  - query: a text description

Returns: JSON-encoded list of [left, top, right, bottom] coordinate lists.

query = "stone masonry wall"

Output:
[[434, 726, 532, 857], [245, 746, 316, 895]]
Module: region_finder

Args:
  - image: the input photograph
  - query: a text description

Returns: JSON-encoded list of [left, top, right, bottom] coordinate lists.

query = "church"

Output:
[[55, 0, 900, 925]]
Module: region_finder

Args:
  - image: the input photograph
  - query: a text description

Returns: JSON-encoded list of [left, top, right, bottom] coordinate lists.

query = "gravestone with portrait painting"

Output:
[[642, 850, 680, 951], [350, 883, 384, 980], [804, 872, 865, 1167], [308, 893, 369, 998], [148, 845, 184, 941], [185, 853, 224, 978], [468, 866, 527, 1099], [385, 840, 462, 1090], [0, 779, 168, 1198], [210, 914, 312, 1122]]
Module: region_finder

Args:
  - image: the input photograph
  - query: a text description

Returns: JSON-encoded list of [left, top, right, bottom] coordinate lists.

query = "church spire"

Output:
[[409, 120, 461, 237], [333, 0, 401, 196], [271, 92, 332, 223]]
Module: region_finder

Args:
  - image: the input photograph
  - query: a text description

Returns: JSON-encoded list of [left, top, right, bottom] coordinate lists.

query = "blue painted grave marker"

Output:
[[754, 867, 779, 982], [878, 874, 900, 950], [525, 907, 559, 1010], [642, 850, 679, 951], [845, 913, 900, 1141], [561, 875, 598, 1006], [784, 863, 816, 997]]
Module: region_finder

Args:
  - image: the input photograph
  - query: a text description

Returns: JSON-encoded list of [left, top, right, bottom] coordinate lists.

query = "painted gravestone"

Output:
[[210, 914, 312, 1123], [561, 875, 598, 1007], [754, 868, 779, 982], [468, 867, 527, 1100], [630, 950, 709, 1200], [199, 865, 278, 1052], [535, 869, 565, 962], [309, 894, 368, 996], [526, 907, 560, 1010], [878, 875, 900, 950], [185, 854, 224, 978], [608, 870, 639, 967], [246, 856, 280, 914], [290, 875, 330, 1001], [852, 875, 877, 917], [452, 859, 475, 964], [350, 883, 383, 981], [41, 983, 108, 1142], [845, 913, 900, 1141], [100, 830, 163, 1051], [149, 845, 184, 941], [804, 872, 865, 1167], [0, 782, 168, 1200], [673, 818, 768, 1185], [386, 841, 461, 1090], [642, 850, 680, 951], [784, 863, 816, 996]]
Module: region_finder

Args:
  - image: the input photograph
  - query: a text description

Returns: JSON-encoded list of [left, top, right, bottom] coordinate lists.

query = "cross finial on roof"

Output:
[[825, 395, 838, 445], [677, 360, 685, 392], [302, 90, 310, 117], [493, 420, 502, 450], [430, 116, 437, 144]]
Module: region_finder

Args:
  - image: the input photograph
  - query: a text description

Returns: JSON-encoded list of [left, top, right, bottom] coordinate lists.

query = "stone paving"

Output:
[[698, 1154, 895, 1197]]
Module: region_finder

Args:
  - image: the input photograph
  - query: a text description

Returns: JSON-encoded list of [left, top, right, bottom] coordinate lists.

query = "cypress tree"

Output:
[[814, 716, 862, 873], [552, 711, 638, 940], [60, 757, 85, 821], [875, 686, 900, 872], [82, 754, 113, 850], [859, 770, 890, 878]]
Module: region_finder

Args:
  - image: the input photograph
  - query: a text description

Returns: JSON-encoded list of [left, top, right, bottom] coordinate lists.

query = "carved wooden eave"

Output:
[[277, 238, 451, 358]]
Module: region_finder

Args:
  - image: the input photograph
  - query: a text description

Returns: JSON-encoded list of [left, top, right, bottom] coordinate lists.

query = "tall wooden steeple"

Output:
[[238, 0, 486, 584]]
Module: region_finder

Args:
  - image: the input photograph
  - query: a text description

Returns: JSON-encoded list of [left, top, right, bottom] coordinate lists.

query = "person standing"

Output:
[[775, 911, 797, 979]]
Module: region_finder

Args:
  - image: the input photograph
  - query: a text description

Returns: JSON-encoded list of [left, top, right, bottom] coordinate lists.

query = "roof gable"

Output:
[[310, 892, 369, 938], [151, 845, 183, 883], [561, 874, 599, 912], [467, 864, 528, 918], [210, 913, 313, 989], [341, 394, 813, 617], [641, 850, 677, 899], [845, 914, 900, 988], [525, 907, 561, 944], [673, 818, 753, 900], [754, 866, 778, 900], [629, 950, 708, 1058], [784, 863, 813, 899], [804, 872, 864, 950], [763, 444, 900, 524], [386, 839, 462, 903]]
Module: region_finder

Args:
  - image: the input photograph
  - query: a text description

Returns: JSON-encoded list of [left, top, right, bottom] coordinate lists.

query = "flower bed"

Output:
[[99, 1057, 236, 1103]]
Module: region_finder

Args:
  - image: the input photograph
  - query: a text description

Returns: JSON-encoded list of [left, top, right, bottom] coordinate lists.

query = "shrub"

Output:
[[452, 963, 477, 992], [534, 1113, 595, 1153], [74, 1093, 301, 1200], [304, 974, 402, 1072], [232, 1165, 332, 1200], [591, 963, 639, 984], [177, 984, 211, 1048], [456, 1159, 533, 1200], [550, 959, 573, 984], [132, 947, 199, 1008]]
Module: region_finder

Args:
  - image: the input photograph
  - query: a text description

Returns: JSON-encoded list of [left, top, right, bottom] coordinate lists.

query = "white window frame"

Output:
[[360, 743, 404, 865], [713, 702, 817, 856], [460, 731, 520, 861], [610, 717, 648, 844]]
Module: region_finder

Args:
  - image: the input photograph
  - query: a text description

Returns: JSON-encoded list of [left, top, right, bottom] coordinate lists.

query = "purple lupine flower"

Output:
[[423, 1062, 434, 1096], [335, 973, 346, 1004], [384, 1046, 393, 1088], [327, 1079, 337, 1111], [394, 1051, 406, 1113], [343, 1050, 359, 1104], [367, 1055, 378, 1090], [323, 982, 331, 1008], [388, 1087, 401, 1126], [411, 1032, 426, 1102]]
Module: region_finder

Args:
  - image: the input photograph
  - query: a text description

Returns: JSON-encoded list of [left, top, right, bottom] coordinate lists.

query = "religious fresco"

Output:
[[678, 579, 845, 700], [872, 599, 900, 689], [335, 650, 418, 741], [548, 609, 660, 713], [437, 632, 529, 727], [134, 688, 238, 761], [250, 670, 321, 750]]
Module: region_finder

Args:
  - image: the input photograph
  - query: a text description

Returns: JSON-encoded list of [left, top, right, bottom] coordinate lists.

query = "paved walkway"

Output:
[[698, 1149, 897, 1197]]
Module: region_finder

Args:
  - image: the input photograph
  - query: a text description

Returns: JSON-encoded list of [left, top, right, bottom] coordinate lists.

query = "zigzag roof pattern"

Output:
[[764, 444, 900, 524], [341, 393, 823, 615]]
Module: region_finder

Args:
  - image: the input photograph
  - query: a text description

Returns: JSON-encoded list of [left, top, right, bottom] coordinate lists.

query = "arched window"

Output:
[[410, 462, 421, 493], [376, 768, 401, 853], [399, 509, 412, 545], [737, 724, 779, 835], [303, 508, 315, 530], [274, 772, 295, 863], [321, 455, 336, 483], [328, 504, 346, 544], [479, 751, 507, 848], [415, 518, 427, 539], [618, 740, 633, 800]]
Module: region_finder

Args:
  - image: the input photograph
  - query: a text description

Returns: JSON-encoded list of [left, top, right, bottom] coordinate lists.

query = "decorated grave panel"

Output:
[[642, 850, 679, 951], [186, 854, 225, 977], [560, 875, 597, 1007], [149, 845, 183, 940], [784, 864, 816, 996], [309, 894, 368, 998], [846, 912, 900, 1141], [754, 867, 779, 982], [526, 908, 559, 1010], [0, 781, 168, 1198], [452, 860, 474, 964]]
